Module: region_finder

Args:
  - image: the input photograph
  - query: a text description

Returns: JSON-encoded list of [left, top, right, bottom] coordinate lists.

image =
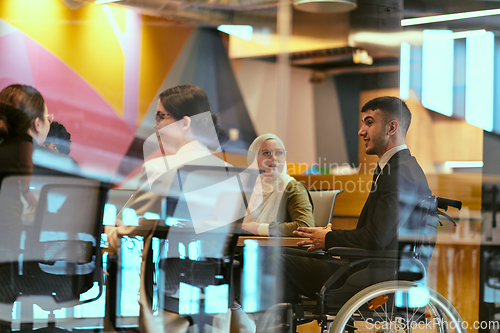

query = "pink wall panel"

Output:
[[0, 30, 34, 89], [22, 34, 135, 179]]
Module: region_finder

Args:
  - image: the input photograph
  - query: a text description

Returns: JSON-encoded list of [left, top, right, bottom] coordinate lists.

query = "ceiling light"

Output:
[[94, 0, 122, 4], [401, 8, 500, 26], [217, 25, 253, 41], [444, 161, 484, 168], [293, 0, 357, 13]]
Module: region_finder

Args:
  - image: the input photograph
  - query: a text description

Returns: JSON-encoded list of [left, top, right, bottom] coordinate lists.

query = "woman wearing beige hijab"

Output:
[[242, 134, 314, 236]]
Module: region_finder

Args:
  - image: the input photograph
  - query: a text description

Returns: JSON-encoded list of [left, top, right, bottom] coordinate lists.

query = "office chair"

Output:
[[145, 165, 260, 330], [308, 189, 343, 227], [0, 175, 108, 331]]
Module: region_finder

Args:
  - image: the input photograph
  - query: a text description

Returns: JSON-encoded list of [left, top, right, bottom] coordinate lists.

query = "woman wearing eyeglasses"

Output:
[[0, 85, 51, 327], [242, 134, 314, 236], [106, 84, 230, 333], [0, 84, 52, 146]]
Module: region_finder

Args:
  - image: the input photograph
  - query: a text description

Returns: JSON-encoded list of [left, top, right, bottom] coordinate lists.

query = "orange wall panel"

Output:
[[138, 17, 193, 123]]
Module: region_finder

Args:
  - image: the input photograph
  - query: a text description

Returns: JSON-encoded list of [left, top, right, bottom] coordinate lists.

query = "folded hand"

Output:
[[293, 226, 330, 252]]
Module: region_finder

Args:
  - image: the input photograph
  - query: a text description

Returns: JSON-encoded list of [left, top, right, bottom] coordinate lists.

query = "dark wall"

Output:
[[331, 71, 400, 166]]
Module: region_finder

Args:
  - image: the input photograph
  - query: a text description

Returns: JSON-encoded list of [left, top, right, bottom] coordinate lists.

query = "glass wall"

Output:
[[0, 0, 500, 332]]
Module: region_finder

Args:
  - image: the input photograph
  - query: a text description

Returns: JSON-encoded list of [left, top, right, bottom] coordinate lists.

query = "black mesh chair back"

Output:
[[25, 179, 107, 296], [155, 165, 259, 324], [0, 175, 108, 328]]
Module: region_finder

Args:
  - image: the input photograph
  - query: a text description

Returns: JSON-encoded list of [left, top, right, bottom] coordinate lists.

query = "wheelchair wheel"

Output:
[[330, 281, 465, 333]]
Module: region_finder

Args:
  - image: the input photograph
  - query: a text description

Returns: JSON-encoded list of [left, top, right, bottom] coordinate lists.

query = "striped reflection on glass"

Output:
[[465, 31, 494, 132], [400, 41, 411, 100], [242, 240, 259, 312], [422, 30, 454, 116]]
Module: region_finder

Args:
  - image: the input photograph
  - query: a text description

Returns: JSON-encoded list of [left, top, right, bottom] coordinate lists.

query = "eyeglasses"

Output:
[[155, 111, 165, 122], [259, 149, 286, 158], [155, 111, 174, 122], [45, 114, 54, 123]]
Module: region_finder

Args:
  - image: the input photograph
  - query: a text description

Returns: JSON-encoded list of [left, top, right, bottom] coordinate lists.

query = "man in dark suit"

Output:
[[275, 96, 431, 302]]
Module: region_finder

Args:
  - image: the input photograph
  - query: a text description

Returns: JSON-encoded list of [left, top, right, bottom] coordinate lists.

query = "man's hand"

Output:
[[293, 224, 331, 252]]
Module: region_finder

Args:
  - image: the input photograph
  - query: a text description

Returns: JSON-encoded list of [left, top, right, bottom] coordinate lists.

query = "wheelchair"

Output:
[[259, 196, 465, 333]]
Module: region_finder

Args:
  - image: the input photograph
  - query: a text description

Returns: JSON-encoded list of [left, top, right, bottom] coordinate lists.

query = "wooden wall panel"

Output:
[[428, 243, 481, 333], [294, 174, 372, 217], [294, 173, 482, 217]]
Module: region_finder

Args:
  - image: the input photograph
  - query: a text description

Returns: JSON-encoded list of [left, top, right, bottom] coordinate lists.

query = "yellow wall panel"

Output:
[[138, 16, 193, 122], [108, 5, 126, 34], [1, 0, 125, 114]]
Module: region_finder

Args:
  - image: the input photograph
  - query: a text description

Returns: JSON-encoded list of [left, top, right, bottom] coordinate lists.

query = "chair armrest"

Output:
[[327, 247, 399, 259]]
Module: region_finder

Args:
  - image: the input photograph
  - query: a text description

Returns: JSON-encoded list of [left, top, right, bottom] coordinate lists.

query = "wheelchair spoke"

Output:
[[411, 307, 425, 324], [378, 305, 396, 330], [375, 308, 400, 332], [347, 321, 370, 333], [356, 309, 368, 323], [382, 302, 395, 331], [407, 303, 409, 328], [405, 306, 420, 326], [380, 302, 389, 319], [374, 309, 385, 322], [350, 309, 372, 333], [390, 292, 395, 325]]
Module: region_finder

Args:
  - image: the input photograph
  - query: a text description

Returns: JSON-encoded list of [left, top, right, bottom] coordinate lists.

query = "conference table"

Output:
[[237, 235, 303, 247]]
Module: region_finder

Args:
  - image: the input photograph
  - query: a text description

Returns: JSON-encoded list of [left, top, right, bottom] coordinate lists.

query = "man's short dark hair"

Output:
[[361, 96, 411, 134]]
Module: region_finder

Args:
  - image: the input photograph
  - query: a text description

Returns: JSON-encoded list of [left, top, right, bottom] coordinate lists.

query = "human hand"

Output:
[[293, 226, 330, 252], [242, 222, 260, 235], [22, 190, 38, 211]]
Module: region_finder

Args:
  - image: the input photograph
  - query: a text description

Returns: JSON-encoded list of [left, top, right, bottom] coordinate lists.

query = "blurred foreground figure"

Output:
[[0, 84, 51, 330], [0, 84, 51, 248], [105, 84, 232, 333]]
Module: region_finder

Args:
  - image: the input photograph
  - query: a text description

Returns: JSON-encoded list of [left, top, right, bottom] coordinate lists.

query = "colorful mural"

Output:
[[0, 0, 255, 184]]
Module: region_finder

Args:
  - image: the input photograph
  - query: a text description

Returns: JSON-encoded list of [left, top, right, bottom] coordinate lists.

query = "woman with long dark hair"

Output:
[[0, 84, 52, 247], [0, 84, 52, 329], [0, 84, 51, 145]]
